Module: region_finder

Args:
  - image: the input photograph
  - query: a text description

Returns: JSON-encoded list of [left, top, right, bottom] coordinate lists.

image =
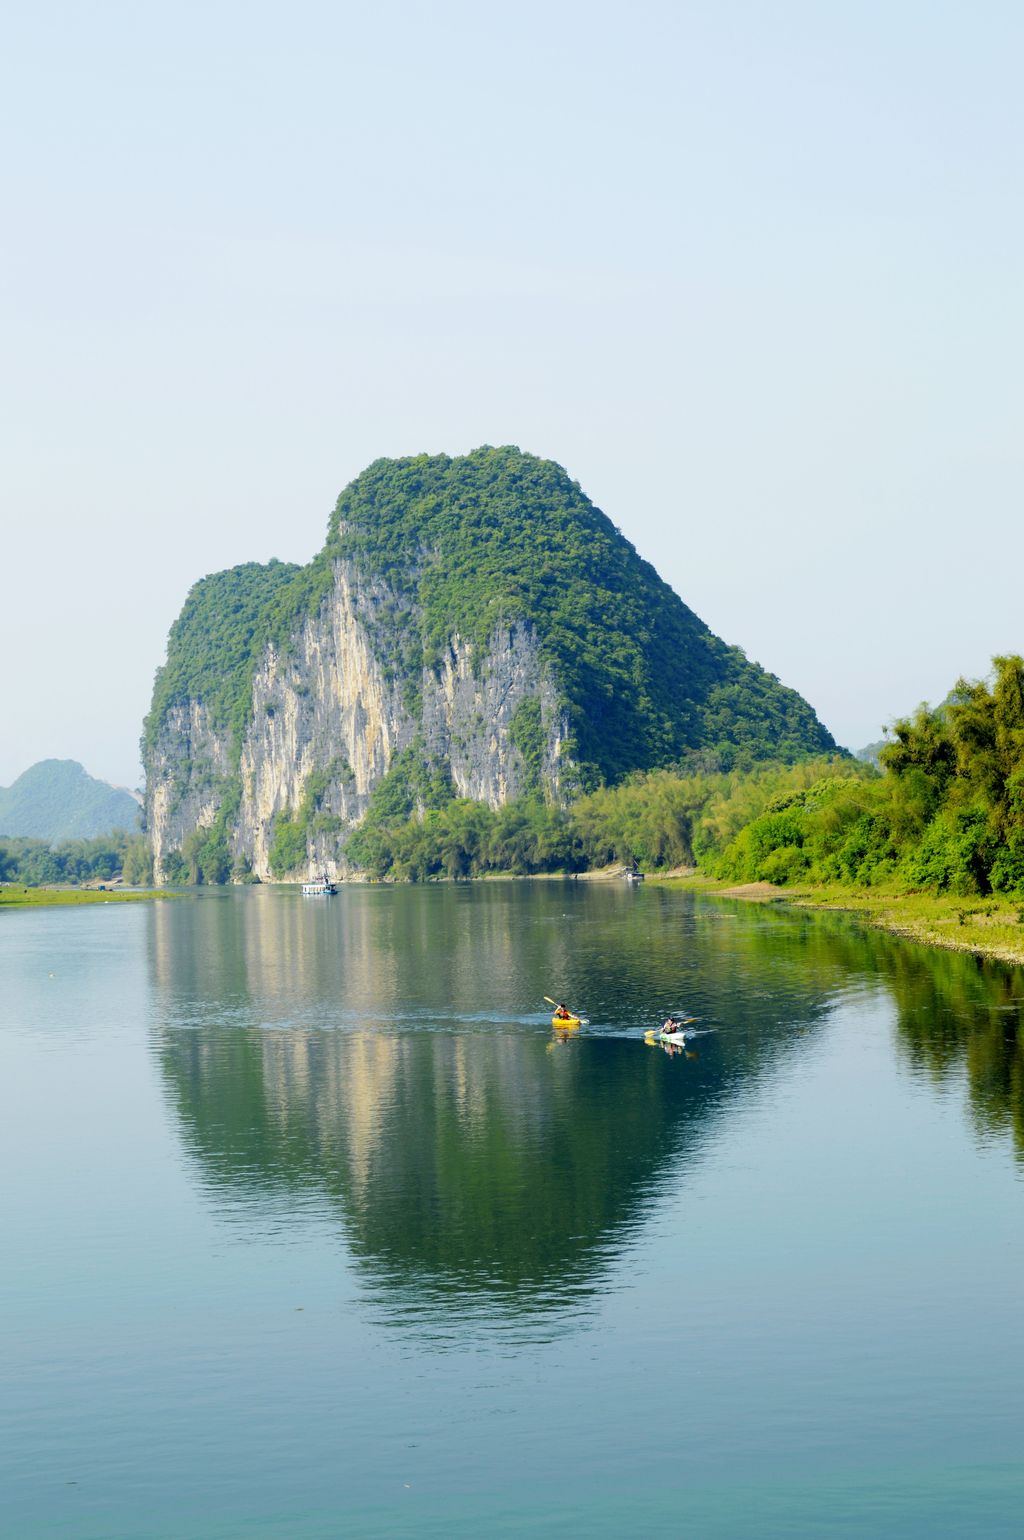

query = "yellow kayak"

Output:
[[552, 1014, 582, 1028]]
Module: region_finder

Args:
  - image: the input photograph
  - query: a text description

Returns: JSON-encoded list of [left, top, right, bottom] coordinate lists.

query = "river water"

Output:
[[2, 881, 1023, 1537]]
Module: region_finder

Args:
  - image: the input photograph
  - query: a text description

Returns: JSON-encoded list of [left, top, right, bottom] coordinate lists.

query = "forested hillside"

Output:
[[315, 448, 837, 783], [143, 447, 839, 882], [0, 760, 140, 841], [146, 449, 837, 787], [707, 655, 1024, 896]]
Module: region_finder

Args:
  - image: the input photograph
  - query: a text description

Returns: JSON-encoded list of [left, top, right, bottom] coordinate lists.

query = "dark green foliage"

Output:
[[268, 813, 307, 877], [0, 760, 140, 841], [162, 849, 189, 885], [345, 747, 461, 879], [266, 756, 357, 876], [324, 447, 836, 784], [231, 853, 260, 884], [146, 448, 836, 798], [121, 837, 155, 886], [183, 828, 232, 886], [508, 697, 545, 796], [358, 744, 454, 826], [175, 780, 243, 885], [707, 657, 1024, 897], [904, 809, 994, 895], [143, 559, 301, 756], [576, 769, 703, 869], [345, 795, 583, 881], [0, 830, 152, 887], [577, 759, 866, 872], [343, 756, 860, 881]]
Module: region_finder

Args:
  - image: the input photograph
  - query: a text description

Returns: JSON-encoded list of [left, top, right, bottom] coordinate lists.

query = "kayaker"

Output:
[[554, 1003, 572, 1021]]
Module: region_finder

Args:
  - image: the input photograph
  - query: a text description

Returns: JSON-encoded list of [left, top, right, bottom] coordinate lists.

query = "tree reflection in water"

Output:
[[146, 884, 1024, 1327]]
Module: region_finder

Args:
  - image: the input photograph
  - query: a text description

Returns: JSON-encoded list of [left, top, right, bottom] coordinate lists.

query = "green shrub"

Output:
[[268, 813, 307, 876]]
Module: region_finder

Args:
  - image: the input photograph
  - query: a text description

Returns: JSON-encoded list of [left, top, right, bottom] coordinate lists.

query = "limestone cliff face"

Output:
[[145, 561, 568, 883], [146, 702, 234, 884], [145, 446, 839, 882], [422, 618, 570, 805]]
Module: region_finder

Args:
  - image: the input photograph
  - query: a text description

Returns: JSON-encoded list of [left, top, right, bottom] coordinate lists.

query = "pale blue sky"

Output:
[[3, 1, 1022, 786]]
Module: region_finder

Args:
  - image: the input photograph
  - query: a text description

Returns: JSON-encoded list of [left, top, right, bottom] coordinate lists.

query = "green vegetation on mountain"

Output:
[[145, 448, 836, 793], [0, 760, 140, 841], [143, 560, 301, 755], [322, 447, 836, 784], [265, 758, 356, 876], [168, 780, 244, 886], [142, 446, 848, 886]]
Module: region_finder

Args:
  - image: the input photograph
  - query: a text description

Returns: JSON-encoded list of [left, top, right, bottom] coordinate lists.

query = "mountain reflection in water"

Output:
[[147, 884, 1024, 1326]]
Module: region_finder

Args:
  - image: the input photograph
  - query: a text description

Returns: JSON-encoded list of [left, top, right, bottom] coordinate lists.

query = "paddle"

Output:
[[646, 1016, 698, 1037], [544, 994, 588, 1024]]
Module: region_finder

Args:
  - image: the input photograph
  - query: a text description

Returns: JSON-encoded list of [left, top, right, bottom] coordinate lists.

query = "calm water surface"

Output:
[[2, 882, 1023, 1537]]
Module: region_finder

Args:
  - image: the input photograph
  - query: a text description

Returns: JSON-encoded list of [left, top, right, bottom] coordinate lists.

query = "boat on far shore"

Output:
[[301, 873, 337, 896]]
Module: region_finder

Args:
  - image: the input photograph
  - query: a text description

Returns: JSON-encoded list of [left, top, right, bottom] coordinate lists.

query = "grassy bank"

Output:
[[0, 886, 171, 910], [651, 873, 1024, 965]]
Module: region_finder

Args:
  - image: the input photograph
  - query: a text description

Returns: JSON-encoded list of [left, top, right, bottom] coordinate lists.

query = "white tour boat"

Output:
[[301, 873, 337, 896]]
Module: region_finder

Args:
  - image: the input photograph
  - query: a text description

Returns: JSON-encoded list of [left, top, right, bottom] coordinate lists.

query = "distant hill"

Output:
[[855, 739, 889, 770], [0, 760, 141, 841]]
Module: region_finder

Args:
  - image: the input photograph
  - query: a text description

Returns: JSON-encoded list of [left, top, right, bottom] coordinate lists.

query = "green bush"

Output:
[[162, 849, 188, 885], [268, 814, 307, 876], [703, 657, 1024, 897]]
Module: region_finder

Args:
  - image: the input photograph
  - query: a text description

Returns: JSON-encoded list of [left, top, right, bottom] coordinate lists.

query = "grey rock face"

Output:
[[422, 620, 568, 807], [145, 561, 568, 883], [146, 702, 234, 884]]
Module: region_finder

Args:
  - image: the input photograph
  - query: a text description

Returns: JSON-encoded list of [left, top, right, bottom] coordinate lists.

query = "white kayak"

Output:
[[644, 1019, 709, 1046], [644, 1029, 691, 1046]]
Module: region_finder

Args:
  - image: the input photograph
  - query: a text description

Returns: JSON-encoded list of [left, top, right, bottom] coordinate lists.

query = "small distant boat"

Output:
[[625, 868, 645, 883], [302, 872, 337, 896]]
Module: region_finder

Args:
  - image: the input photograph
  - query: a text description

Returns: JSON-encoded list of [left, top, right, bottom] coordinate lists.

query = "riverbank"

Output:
[[0, 886, 172, 910], [650, 872, 1024, 966]]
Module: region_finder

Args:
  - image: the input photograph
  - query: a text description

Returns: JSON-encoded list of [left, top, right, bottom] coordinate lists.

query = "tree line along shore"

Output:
[[6, 655, 1024, 965]]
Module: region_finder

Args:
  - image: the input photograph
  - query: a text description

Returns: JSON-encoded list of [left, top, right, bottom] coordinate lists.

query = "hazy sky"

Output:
[[3, 1, 1022, 788]]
